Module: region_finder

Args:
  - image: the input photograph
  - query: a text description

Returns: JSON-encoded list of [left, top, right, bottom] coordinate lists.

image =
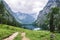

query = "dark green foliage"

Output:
[[50, 7, 60, 32], [46, 7, 60, 32], [40, 24, 49, 30], [0, 0, 4, 24], [0, 0, 4, 14], [0, 0, 21, 27]]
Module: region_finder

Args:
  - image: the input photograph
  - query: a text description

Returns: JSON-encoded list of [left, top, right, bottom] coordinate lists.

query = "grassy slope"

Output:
[[0, 24, 50, 40]]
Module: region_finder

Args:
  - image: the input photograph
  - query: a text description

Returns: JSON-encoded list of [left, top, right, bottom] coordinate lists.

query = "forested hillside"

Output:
[[0, 0, 21, 27]]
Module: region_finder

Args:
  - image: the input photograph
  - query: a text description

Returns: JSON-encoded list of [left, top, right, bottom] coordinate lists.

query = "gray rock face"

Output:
[[36, 0, 60, 26]]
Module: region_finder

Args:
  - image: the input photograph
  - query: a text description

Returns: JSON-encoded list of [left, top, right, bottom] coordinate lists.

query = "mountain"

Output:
[[0, 0, 35, 27], [36, 0, 60, 26], [12, 12, 35, 24], [3, 0, 35, 24], [0, 0, 21, 27]]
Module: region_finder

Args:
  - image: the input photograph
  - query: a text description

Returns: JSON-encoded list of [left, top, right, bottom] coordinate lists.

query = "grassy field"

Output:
[[0, 24, 53, 40], [55, 33, 60, 40]]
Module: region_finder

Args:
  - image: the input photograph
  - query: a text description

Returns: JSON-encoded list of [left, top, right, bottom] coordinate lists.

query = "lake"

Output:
[[21, 24, 41, 30]]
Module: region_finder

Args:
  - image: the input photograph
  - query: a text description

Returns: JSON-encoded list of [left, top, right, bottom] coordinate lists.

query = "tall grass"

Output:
[[0, 24, 50, 40]]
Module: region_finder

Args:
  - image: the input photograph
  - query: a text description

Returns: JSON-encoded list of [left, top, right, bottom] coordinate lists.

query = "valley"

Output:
[[0, 0, 60, 40]]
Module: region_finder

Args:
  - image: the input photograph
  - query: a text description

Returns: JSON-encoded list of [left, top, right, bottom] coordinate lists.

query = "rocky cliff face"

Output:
[[0, 0, 21, 27], [36, 0, 60, 26]]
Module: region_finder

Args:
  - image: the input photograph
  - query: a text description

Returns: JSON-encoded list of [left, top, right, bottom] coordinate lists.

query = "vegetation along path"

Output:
[[3, 32, 30, 40], [3, 32, 19, 40], [21, 32, 30, 40]]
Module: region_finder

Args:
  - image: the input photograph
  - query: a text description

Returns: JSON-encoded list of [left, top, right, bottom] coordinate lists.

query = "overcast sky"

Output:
[[4, 0, 48, 13], [4, 0, 48, 20]]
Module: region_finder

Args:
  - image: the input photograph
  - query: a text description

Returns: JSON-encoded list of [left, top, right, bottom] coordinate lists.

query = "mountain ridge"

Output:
[[13, 12, 35, 24], [36, 0, 60, 26]]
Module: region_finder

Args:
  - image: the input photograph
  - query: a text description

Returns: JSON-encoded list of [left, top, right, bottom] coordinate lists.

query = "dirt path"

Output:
[[3, 32, 30, 40], [3, 32, 19, 40], [21, 32, 30, 40]]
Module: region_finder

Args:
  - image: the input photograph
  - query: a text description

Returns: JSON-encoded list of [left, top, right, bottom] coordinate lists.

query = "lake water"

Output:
[[21, 24, 41, 30]]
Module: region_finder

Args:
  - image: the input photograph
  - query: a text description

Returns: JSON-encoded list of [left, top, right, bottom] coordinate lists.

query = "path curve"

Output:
[[3, 32, 19, 40], [21, 32, 30, 40]]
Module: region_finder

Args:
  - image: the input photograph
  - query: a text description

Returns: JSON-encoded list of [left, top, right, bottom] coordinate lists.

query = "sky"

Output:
[[4, 0, 48, 19]]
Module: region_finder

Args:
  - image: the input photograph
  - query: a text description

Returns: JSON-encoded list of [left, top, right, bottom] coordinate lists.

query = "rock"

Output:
[[36, 0, 60, 26]]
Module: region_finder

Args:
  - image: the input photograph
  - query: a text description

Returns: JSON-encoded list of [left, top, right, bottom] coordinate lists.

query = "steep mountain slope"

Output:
[[36, 0, 60, 26], [0, 0, 21, 27], [13, 12, 35, 24]]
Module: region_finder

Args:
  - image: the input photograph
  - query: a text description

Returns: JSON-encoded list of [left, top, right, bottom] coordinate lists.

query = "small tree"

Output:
[[49, 7, 59, 32], [49, 7, 60, 40]]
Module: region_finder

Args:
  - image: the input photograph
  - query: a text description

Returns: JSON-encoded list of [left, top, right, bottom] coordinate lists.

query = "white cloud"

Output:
[[4, 0, 48, 19], [4, 0, 48, 13]]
